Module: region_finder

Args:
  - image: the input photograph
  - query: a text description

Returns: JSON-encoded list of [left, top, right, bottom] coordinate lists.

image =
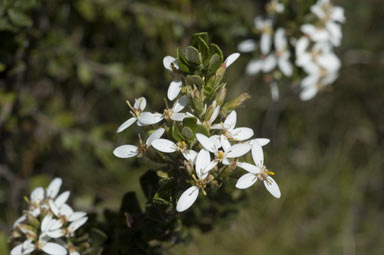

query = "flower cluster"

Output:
[[114, 33, 280, 213], [10, 178, 88, 255], [238, 0, 345, 100]]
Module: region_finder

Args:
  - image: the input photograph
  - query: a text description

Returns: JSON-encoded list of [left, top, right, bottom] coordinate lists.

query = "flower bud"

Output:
[[215, 85, 227, 106], [222, 93, 250, 114]]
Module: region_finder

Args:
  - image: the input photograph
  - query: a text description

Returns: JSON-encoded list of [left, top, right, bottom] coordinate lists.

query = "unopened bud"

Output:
[[222, 93, 250, 113], [215, 85, 227, 105]]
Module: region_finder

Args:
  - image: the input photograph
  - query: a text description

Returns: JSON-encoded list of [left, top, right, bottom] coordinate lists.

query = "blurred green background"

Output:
[[1, 0, 384, 254]]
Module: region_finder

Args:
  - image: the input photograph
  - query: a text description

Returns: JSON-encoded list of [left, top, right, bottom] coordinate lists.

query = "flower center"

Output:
[[177, 141, 187, 151], [163, 108, 173, 119], [256, 165, 275, 183], [217, 150, 224, 160]]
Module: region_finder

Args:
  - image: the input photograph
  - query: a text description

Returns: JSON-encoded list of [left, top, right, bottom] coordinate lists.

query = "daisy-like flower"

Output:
[[299, 68, 338, 101], [138, 95, 189, 126], [113, 128, 165, 158], [196, 133, 251, 166], [236, 141, 281, 198], [266, 0, 284, 14], [163, 56, 182, 101], [211, 110, 254, 141], [49, 200, 87, 226], [116, 97, 147, 133], [176, 149, 217, 212]]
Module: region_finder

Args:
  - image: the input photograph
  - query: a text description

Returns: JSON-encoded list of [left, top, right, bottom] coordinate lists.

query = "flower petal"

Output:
[[30, 187, 45, 203], [224, 111, 237, 130], [196, 134, 216, 153], [300, 84, 318, 101], [224, 53, 240, 68], [262, 54, 277, 72], [237, 39, 257, 53], [55, 191, 70, 208], [137, 112, 163, 125], [163, 56, 178, 71], [246, 59, 262, 75], [195, 149, 211, 179], [264, 176, 281, 198], [172, 95, 189, 113], [46, 178, 62, 199], [236, 173, 257, 189], [133, 97, 147, 111], [209, 105, 221, 124], [68, 212, 87, 222], [226, 143, 252, 158], [113, 145, 139, 158], [41, 242, 67, 255], [220, 135, 231, 152], [146, 128, 165, 146], [60, 204, 74, 218], [151, 139, 177, 153], [13, 215, 26, 228], [167, 80, 182, 101], [171, 112, 187, 121], [182, 149, 198, 162], [255, 138, 270, 146], [176, 186, 199, 212], [251, 141, 264, 167], [47, 229, 64, 238], [68, 217, 87, 233], [230, 127, 254, 141], [116, 117, 137, 133], [274, 28, 287, 51], [237, 162, 261, 174], [261, 33, 272, 55]]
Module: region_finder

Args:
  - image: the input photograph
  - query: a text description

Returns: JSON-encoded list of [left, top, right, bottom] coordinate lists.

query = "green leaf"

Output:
[[195, 37, 210, 62], [209, 53, 222, 73], [195, 125, 210, 137], [192, 32, 209, 45], [183, 117, 197, 130], [177, 48, 191, 73], [184, 46, 201, 64], [8, 10, 32, 27], [210, 43, 224, 62], [172, 122, 184, 142], [182, 127, 194, 140]]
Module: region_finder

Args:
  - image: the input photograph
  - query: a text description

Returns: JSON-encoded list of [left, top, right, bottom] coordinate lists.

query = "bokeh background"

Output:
[[1, 0, 384, 254]]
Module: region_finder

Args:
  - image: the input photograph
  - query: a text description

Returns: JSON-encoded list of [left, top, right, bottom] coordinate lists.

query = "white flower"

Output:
[[138, 95, 189, 125], [255, 17, 273, 55], [49, 200, 87, 225], [196, 133, 251, 166], [300, 69, 338, 101], [163, 56, 183, 101], [113, 128, 165, 158], [176, 149, 216, 212], [116, 97, 147, 133], [64, 216, 88, 237], [211, 111, 254, 141], [41, 214, 64, 238], [236, 141, 281, 198], [11, 240, 35, 255], [267, 0, 285, 13], [11, 236, 68, 255]]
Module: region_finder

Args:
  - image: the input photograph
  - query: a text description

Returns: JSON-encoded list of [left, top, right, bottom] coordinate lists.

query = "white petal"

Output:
[[167, 80, 182, 101], [30, 187, 45, 203], [47, 229, 64, 238], [195, 149, 211, 179], [331, 7, 345, 23], [13, 215, 26, 228], [49, 199, 60, 216], [300, 85, 318, 101], [246, 59, 262, 75], [60, 204, 74, 218], [301, 73, 320, 88], [237, 162, 261, 174], [226, 143, 252, 158], [262, 54, 276, 72], [261, 33, 272, 55], [202, 160, 218, 176], [224, 53, 240, 68], [295, 37, 309, 56], [237, 39, 257, 53], [311, 5, 325, 19], [137, 112, 163, 125], [209, 106, 220, 124], [46, 178, 62, 199], [224, 111, 237, 130], [278, 57, 293, 77], [113, 145, 139, 158], [151, 139, 177, 153], [264, 176, 281, 198], [172, 95, 189, 113], [251, 141, 264, 167], [220, 135, 231, 152], [68, 212, 87, 222], [163, 56, 178, 71], [176, 186, 199, 212], [274, 28, 286, 50], [318, 53, 341, 72], [196, 134, 216, 153], [68, 217, 87, 233], [11, 244, 23, 255], [133, 97, 147, 111], [116, 117, 137, 133], [146, 128, 165, 146], [55, 191, 70, 208], [254, 138, 270, 146], [41, 215, 53, 232], [209, 135, 222, 149], [236, 173, 257, 189], [182, 150, 198, 162], [171, 112, 187, 121], [41, 242, 67, 255], [270, 81, 280, 101], [230, 127, 254, 141]]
